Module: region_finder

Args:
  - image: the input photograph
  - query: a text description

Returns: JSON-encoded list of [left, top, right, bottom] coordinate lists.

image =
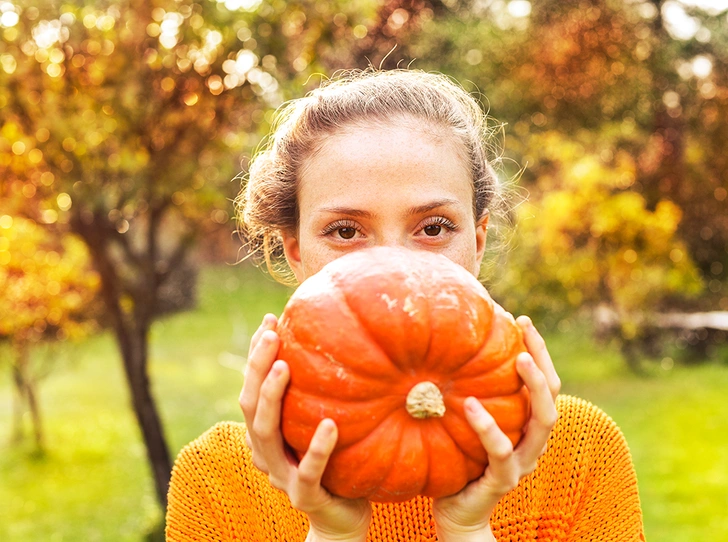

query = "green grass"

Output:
[[0, 264, 292, 542], [1, 264, 727, 541], [548, 326, 728, 541]]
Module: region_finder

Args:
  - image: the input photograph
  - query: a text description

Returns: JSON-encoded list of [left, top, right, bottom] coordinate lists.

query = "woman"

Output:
[[165, 70, 645, 541]]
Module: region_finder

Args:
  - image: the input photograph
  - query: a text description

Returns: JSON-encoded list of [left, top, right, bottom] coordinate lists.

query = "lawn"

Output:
[[1, 264, 726, 541]]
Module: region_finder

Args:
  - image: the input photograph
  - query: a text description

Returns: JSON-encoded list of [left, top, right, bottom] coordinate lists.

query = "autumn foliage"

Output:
[[1, 0, 726, 511], [0, 209, 100, 450]]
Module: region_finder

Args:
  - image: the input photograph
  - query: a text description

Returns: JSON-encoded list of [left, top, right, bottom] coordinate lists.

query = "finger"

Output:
[[251, 360, 292, 474], [245, 430, 270, 472], [297, 419, 338, 488], [247, 314, 278, 366], [516, 316, 561, 398], [513, 353, 558, 467], [464, 397, 520, 492], [240, 329, 281, 422]]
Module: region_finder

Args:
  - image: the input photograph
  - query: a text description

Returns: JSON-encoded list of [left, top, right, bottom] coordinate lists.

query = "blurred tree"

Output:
[[493, 130, 703, 370], [0, 0, 439, 507], [0, 209, 100, 451], [402, 0, 725, 355]]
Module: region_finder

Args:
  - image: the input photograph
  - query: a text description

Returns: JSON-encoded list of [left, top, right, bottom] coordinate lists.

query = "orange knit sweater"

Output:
[[166, 395, 645, 541]]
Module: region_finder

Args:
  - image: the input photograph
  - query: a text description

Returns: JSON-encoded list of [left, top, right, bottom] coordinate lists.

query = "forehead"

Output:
[[297, 119, 473, 212]]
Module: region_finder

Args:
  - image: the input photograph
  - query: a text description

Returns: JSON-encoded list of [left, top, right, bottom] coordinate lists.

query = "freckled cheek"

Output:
[[447, 237, 479, 275], [299, 241, 340, 279]]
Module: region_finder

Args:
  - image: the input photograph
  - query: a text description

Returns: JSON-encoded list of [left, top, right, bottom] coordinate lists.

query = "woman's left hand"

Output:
[[432, 315, 561, 541]]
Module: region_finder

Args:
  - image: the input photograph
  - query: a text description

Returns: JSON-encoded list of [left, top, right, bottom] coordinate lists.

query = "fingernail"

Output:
[[517, 352, 533, 366], [322, 418, 335, 435], [465, 397, 481, 413]]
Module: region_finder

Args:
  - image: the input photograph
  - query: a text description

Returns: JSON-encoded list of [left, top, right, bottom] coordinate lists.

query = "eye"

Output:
[[321, 219, 362, 240], [417, 216, 458, 238], [338, 227, 357, 239], [423, 224, 442, 236]]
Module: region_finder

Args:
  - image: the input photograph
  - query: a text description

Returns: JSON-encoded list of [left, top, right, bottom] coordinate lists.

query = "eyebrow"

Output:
[[405, 199, 460, 216], [317, 207, 374, 218], [318, 199, 460, 219]]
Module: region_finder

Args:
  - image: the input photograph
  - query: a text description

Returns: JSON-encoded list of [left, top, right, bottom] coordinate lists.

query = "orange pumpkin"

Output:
[[278, 246, 530, 502]]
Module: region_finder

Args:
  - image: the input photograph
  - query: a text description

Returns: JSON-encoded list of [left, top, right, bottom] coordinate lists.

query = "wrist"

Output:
[[305, 528, 367, 542], [436, 525, 496, 542], [306, 517, 369, 542]]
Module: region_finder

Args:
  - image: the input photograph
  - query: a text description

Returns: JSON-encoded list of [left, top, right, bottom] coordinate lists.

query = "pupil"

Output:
[[339, 227, 355, 239], [424, 224, 442, 236]]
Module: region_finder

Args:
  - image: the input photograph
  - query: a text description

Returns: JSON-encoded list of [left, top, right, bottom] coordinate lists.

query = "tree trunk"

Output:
[[116, 324, 172, 508], [11, 361, 25, 445], [11, 341, 45, 451], [71, 212, 173, 510]]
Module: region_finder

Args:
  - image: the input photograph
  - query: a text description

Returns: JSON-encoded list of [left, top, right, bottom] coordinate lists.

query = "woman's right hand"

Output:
[[239, 314, 372, 542]]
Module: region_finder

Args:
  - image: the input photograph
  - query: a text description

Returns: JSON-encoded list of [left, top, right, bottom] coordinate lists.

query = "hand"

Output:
[[239, 314, 372, 542], [432, 316, 561, 541]]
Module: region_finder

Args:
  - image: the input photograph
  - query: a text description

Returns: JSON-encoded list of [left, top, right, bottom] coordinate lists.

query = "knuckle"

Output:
[[259, 377, 283, 402], [543, 409, 559, 428], [498, 473, 520, 491], [536, 413, 558, 431], [528, 330, 546, 350], [488, 445, 513, 462], [251, 455, 269, 474], [297, 469, 319, 486], [251, 420, 276, 441], [471, 410, 498, 434], [288, 493, 306, 511], [304, 444, 325, 460], [258, 382, 276, 401], [552, 377, 562, 394], [239, 398, 256, 418], [268, 475, 286, 491], [531, 366, 548, 386]]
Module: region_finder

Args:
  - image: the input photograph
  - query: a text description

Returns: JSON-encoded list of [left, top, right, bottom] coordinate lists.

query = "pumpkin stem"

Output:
[[406, 381, 446, 419]]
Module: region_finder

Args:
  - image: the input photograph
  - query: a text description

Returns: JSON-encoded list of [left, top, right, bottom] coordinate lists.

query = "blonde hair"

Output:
[[236, 69, 508, 284]]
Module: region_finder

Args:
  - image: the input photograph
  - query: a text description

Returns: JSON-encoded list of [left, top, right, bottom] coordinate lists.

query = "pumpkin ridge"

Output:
[[283, 390, 403, 451], [453, 316, 499, 379], [328, 407, 408, 499], [419, 271, 494, 373], [437, 407, 488, 467], [419, 272, 436, 372], [336, 282, 412, 375], [283, 344, 397, 401], [289, 386, 406, 405], [449, 308, 523, 382], [368, 410, 426, 501], [417, 421, 431, 495], [420, 419, 469, 497], [288, 286, 399, 381]]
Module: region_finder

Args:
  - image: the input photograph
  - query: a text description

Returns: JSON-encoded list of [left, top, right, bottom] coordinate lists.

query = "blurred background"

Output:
[[1, 0, 727, 540]]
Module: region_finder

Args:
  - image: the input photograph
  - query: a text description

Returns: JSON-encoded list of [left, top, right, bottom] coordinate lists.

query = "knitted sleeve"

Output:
[[165, 435, 226, 541], [165, 422, 311, 541], [165, 396, 645, 541], [557, 396, 645, 541]]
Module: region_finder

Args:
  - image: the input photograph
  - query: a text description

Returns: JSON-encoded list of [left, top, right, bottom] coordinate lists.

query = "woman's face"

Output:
[[282, 118, 489, 282]]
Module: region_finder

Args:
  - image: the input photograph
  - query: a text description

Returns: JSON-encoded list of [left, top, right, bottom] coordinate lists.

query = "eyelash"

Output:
[[419, 216, 458, 234], [320, 216, 459, 240], [321, 219, 362, 237]]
